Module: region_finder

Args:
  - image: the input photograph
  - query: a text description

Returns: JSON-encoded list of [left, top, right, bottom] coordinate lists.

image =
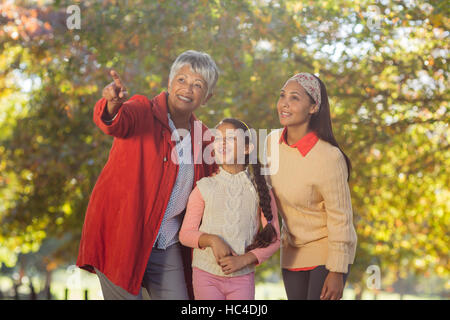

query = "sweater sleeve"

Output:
[[317, 149, 356, 274], [249, 189, 281, 265], [93, 95, 151, 139], [179, 186, 206, 249]]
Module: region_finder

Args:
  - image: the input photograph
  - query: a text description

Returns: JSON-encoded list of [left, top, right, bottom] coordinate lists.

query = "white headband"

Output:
[[287, 73, 321, 108]]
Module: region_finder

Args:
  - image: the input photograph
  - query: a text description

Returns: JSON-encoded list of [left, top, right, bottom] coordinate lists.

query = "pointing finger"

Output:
[[110, 69, 125, 89]]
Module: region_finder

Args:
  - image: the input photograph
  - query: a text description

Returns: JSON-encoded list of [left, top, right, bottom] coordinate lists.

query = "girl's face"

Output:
[[276, 80, 318, 127], [213, 122, 251, 165]]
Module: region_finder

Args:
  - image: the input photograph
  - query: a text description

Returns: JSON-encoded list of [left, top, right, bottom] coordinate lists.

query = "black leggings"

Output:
[[282, 265, 351, 300]]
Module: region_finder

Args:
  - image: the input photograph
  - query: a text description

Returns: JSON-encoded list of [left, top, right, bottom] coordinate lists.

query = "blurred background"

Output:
[[0, 0, 448, 300]]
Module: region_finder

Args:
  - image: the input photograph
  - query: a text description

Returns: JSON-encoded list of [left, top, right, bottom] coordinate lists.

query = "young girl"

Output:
[[264, 72, 357, 300], [179, 118, 280, 300]]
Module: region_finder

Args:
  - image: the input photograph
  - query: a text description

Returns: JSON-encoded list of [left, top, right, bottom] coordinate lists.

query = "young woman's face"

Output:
[[277, 80, 318, 127], [213, 122, 250, 165], [167, 64, 211, 114]]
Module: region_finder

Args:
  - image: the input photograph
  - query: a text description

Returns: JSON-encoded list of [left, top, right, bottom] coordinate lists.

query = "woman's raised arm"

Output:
[[93, 70, 150, 138]]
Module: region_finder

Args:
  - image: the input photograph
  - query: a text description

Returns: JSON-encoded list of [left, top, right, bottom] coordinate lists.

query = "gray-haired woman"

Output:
[[76, 50, 220, 300]]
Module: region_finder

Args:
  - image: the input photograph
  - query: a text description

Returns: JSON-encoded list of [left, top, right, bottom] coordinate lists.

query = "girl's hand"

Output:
[[219, 253, 257, 275], [209, 235, 236, 263], [320, 272, 344, 300]]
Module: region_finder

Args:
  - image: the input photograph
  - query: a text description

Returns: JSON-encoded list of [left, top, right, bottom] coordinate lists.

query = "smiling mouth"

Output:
[[280, 111, 292, 118], [177, 95, 193, 103]]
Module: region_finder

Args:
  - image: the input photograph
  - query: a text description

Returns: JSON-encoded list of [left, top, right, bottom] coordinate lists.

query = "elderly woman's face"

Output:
[[167, 64, 210, 114]]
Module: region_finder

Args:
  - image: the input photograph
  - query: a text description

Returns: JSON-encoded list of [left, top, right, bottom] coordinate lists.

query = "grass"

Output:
[[0, 270, 445, 300]]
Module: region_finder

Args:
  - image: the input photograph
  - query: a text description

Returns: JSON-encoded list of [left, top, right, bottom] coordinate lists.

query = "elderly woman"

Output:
[[76, 50, 219, 300]]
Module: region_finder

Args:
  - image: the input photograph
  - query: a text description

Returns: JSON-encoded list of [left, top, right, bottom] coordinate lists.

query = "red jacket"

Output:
[[76, 91, 218, 296]]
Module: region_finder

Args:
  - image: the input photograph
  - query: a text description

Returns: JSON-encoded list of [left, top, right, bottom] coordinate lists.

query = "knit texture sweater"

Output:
[[265, 129, 357, 273], [182, 167, 280, 277]]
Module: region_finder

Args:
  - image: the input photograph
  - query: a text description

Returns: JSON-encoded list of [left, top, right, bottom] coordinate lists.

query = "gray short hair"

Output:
[[168, 50, 219, 97]]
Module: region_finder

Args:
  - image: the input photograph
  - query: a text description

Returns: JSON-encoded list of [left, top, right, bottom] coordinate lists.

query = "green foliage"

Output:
[[0, 0, 448, 293]]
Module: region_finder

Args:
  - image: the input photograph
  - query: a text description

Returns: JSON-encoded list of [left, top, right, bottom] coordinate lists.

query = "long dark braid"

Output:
[[246, 158, 277, 251], [217, 118, 277, 251]]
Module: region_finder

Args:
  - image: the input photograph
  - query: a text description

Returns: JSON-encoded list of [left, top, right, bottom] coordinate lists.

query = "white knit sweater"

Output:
[[192, 167, 260, 277]]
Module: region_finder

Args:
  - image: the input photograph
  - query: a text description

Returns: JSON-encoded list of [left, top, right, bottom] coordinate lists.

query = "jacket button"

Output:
[[163, 156, 167, 162]]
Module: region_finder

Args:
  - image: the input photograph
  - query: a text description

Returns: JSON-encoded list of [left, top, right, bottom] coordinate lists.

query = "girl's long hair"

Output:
[[306, 75, 352, 180], [216, 118, 277, 251]]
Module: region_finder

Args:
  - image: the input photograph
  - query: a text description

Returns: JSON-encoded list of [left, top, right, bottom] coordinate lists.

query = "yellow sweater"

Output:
[[264, 129, 357, 273]]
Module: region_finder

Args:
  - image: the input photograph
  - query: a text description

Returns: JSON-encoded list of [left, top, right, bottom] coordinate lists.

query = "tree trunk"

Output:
[[13, 283, 20, 300], [44, 270, 52, 300], [29, 279, 37, 300], [354, 283, 365, 300]]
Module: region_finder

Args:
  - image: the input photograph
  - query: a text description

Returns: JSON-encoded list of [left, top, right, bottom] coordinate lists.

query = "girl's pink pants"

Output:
[[192, 267, 255, 300]]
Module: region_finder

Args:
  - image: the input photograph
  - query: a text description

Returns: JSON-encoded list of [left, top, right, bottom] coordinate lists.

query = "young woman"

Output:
[[179, 118, 280, 300], [264, 73, 357, 300]]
